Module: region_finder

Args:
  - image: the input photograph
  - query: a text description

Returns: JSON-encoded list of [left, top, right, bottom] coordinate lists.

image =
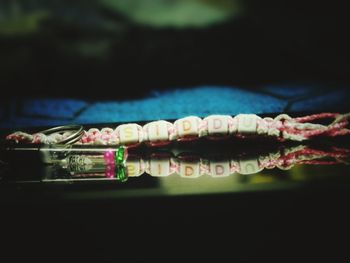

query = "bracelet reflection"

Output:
[[40, 144, 349, 184]]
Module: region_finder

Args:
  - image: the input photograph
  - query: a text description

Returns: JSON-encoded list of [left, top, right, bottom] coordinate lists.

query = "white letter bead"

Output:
[[118, 124, 139, 144], [210, 161, 231, 177], [237, 114, 260, 134], [238, 158, 263, 175], [179, 162, 201, 178], [126, 160, 142, 177], [145, 121, 169, 142], [175, 116, 200, 137], [149, 158, 171, 177], [205, 115, 230, 135]]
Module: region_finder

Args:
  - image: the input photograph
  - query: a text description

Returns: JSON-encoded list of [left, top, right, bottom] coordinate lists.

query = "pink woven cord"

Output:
[[125, 144, 350, 177], [6, 113, 350, 146], [294, 113, 340, 123]]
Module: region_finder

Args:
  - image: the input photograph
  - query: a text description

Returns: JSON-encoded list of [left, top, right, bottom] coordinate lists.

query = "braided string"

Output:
[[6, 113, 350, 146], [119, 145, 350, 178]]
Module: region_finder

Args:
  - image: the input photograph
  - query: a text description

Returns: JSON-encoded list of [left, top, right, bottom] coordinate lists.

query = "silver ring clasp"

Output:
[[38, 125, 84, 145]]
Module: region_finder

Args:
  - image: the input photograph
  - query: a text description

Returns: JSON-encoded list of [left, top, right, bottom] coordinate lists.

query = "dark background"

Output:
[[0, 0, 349, 99], [2, 186, 350, 261]]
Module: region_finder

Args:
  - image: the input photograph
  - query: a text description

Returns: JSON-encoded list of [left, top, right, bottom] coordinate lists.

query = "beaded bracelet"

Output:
[[6, 113, 350, 146], [50, 144, 349, 181]]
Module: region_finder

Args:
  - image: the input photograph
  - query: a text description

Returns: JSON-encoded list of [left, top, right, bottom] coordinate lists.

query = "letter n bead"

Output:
[[237, 114, 261, 134], [238, 158, 263, 175]]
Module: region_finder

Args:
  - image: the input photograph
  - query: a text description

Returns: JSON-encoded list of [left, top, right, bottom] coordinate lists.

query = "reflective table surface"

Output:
[[1, 138, 350, 261], [1, 139, 350, 200]]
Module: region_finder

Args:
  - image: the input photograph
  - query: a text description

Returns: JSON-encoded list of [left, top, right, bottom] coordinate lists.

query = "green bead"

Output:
[[116, 165, 128, 182], [115, 147, 125, 166]]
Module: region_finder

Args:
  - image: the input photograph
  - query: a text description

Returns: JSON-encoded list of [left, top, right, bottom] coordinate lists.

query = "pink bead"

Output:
[[104, 149, 115, 165], [105, 170, 115, 178], [105, 163, 115, 178]]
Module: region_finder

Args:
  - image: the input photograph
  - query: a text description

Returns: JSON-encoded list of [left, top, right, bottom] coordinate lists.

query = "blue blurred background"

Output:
[[1, 84, 349, 128]]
